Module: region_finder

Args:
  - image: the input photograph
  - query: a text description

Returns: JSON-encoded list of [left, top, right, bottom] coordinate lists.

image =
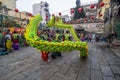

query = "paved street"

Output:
[[0, 42, 120, 80]]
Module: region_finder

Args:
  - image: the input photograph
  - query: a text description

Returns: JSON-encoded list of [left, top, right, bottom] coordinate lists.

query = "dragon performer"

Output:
[[24, 14, 88, 57]]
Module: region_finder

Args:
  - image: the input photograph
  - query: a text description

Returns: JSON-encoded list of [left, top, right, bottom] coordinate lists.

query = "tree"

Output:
[[73, 7, 85, 20], [73, 0, 85, 20]]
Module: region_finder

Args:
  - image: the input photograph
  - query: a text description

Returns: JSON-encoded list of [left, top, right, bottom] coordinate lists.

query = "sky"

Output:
[[16, 0, 98, 16]]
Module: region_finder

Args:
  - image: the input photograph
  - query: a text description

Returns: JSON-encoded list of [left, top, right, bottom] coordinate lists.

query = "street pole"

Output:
[[103, 3, 109, 36], [19, 12, 22, 27], [1, 6, 3, 31], [104, 4, 106, 36], [40, 1, 42, 15], [109, 5, 113, 34], [40, 1, 43, 30]]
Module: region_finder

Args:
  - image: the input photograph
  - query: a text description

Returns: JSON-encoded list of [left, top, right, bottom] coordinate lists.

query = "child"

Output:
[[12, 31, 19, 50]]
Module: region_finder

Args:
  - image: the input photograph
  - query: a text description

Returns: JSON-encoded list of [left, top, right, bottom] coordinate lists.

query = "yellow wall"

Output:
[[0, 0, 31, 28], [8, 11, 30, 19], [103, 0, 110, 8], [97, 0, 110, 20], [0, 0, 16, 10], [8, 11, 31, 28]]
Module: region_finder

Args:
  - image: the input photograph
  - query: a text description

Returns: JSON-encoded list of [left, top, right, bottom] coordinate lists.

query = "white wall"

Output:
[[33, 3, 41, 16], [33, 2, 49, 25]]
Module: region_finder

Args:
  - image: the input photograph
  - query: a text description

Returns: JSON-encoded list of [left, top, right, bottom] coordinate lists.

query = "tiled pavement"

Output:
[[0, 43, 120, 80], [111, 47, 120, 58], [95, 42, 120, 58]]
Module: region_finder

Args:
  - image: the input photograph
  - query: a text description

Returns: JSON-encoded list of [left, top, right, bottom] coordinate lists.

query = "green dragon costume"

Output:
[[24, 14, 88, 57]]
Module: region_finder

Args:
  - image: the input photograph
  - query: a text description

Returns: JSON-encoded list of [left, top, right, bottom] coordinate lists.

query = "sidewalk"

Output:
[[110, 39, 120, 58], [95, 42, 120, 58], [111, 46, 120, 58]]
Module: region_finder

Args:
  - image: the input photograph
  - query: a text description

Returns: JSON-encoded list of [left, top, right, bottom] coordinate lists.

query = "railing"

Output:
[[81, 1, 98, 6], [64, 20, 104, 24]]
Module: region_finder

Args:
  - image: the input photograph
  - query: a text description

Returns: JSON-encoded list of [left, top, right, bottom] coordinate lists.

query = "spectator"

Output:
[[5, 30, 12, 52], [0, 30, 4, 50]]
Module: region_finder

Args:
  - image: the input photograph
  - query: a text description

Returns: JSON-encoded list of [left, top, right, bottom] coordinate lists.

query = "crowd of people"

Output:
[[0, 27, 72, 61], [78, 32, 118, 43], [37, 29, 71, 61], [0, 29, 28, 55], [1, 27, 118, 61]]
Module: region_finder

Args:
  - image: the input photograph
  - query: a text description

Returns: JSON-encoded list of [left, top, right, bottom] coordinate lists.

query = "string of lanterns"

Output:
[[51, 2, 105, 19], [15, 2, 105, 23], [49, 2, 105, 24], [68, 2, 105, 23], [14, 8, 33, 23], [14, 8, 33, 17], [70, 2, 104, 17]]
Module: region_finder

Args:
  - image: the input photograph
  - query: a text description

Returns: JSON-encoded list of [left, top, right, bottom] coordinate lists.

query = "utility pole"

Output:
[[104, 4, 107, 36], [40, 1, 43, 30], [40, 1, 43, 16], [19, 12, 22, 27]]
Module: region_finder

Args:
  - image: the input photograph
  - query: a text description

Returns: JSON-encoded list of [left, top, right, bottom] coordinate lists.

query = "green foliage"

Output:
[[73, 7, 85, 20], [114, 22, 120, 39]]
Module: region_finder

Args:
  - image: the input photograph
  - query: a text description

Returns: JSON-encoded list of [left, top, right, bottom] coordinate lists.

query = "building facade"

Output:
[[97, 0, 120, 35], [33, 3, 41, 16], [0, 0, 16, 10], [70, 0, 99, 23], [33, 1, 50, 25], [97, 0, 110, 20], [61, 15, 70, 22], [0, 0, 32, 28]]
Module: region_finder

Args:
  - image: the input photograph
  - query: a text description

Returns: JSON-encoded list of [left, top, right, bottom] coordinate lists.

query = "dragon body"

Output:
[[24, 14, 88, 57]]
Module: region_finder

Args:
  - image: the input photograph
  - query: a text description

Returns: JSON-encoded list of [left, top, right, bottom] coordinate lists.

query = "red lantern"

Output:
[[70, 9, 74, 14], [99, 2, 104, 7], [28, 13, 33, 17], [15, 9, 19, 12], [99, 13, 103, 17], [46, 15, 48, 19], [90, 4, 94, 9], [90, 16, 94, 19], [77, 19, 80, 23], [78, 8, 83, 13], [28, 13, 31, 16], [59, 12, 61, 16], [84, 18, 87, 21]]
